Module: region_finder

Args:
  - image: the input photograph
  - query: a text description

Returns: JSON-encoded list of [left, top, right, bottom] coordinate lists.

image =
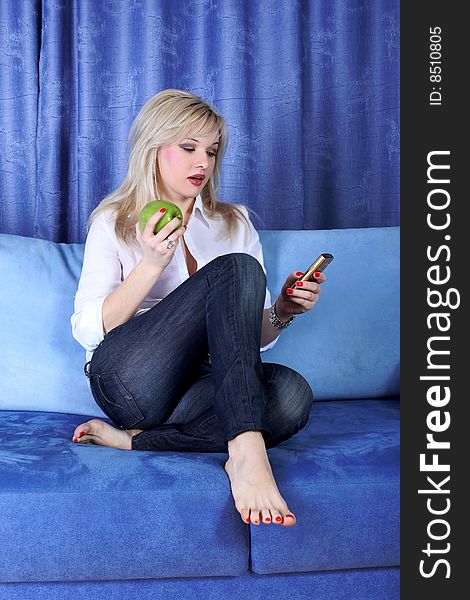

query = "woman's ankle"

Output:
[[128, 428, 144, 436], [227, 430, 265, 455]]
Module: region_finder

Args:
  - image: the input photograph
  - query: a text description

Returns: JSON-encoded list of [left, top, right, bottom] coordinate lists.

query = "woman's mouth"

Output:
[[188, 175, 205, 186]]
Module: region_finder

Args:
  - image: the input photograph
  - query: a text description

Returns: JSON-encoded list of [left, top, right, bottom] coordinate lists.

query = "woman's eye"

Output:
[[181, 147, 217, 158]]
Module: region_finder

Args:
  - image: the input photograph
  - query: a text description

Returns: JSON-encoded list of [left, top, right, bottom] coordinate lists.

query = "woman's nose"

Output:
[[194, 151, 208, 169]]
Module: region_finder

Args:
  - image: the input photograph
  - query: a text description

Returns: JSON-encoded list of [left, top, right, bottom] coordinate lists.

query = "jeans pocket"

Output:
[[90, 372, 144, 429]]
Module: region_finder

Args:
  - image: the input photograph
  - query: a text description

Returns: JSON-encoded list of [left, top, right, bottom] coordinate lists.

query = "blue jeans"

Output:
[[87, 253, 314, 452]]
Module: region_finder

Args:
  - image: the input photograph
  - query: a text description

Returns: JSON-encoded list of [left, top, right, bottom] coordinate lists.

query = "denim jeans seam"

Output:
[[230, 257, 259, 431], [264, 364, 277, 387], [185, 414, 219, 437], [209, 256, 257, 434], [92, 373, 144, 428], [89, 375, 109, 417]]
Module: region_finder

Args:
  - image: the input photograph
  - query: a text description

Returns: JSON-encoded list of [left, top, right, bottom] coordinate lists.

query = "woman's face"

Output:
[[156, 132, 219, 205]]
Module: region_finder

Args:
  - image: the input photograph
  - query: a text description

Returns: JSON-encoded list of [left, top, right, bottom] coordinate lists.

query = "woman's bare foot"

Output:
[[72, 419, 143, 450], [224, 431, 296, 527]]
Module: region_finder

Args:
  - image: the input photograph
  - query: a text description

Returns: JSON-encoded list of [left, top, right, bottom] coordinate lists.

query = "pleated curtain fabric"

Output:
[[0, 0, 399, 243]]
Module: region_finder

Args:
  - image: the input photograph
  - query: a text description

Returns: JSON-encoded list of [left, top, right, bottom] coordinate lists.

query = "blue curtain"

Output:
[[0, 0, 399, 243]]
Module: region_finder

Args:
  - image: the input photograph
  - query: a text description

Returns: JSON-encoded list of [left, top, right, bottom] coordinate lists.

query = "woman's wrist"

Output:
[[102, 260, 163, 333], [273, 299, 292, 323], [139, 258, 165, 279], [267, 300, 295, 334]]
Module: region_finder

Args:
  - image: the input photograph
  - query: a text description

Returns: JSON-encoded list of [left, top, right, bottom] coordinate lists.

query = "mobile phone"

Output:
[[290, 253, 334, 289]]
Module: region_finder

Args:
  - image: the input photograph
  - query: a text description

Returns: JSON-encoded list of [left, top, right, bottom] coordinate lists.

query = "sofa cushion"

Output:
[[250, 399, 400, 574], [0, 567, 400, 599], [0, 227, 399, 417], [0, 399, 398, 582], [0, 409, 248, 582], [0, 234, 99, 417], [260, 227, 400, 400]]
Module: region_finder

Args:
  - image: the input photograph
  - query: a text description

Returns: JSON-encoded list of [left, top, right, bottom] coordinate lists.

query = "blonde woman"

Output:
[[71, 89, 325, 527]]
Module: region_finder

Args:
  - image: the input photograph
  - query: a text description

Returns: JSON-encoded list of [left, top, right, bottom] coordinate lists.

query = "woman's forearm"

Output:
[[260, 300, 291, 347], [102, 260, 164, 334]]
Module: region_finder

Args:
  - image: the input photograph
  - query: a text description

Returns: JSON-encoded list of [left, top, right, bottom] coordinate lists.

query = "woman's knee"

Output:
[[264, 363, 314, 426], [214, 253, 266, 288]]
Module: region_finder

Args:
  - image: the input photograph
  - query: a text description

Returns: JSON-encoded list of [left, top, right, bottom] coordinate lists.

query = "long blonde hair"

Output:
[[89, 89, 256, 246]]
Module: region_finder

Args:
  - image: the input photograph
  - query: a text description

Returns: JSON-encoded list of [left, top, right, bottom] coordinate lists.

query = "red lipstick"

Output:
[[188, 174, 205, 186]]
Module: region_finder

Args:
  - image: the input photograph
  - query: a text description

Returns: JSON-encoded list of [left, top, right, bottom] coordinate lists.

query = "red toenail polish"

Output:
[[265, 518, 271, 522], [73, 438, 78, 443], [78, 432, 84, 437], [245, 518, 250, 523], [275, 516, 282, 522], [286, 514, 294, 519]]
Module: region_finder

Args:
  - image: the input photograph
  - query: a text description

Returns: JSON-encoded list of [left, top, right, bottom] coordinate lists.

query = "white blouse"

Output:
[[71, 194, 279, 364]]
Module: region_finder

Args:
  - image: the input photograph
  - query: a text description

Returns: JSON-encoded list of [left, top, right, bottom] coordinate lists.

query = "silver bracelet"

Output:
[[268, 302, 295, 330]]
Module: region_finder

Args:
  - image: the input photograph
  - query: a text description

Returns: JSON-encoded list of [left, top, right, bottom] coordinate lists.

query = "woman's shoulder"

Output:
[[84, 208, 121, 250], [214, 200, 262, 249], [212, 200, 257, 225], [90, 207, 117, 226], [87, 208, 119, 237], [230, 202, 262, 236], [231, 202, 262, 226]]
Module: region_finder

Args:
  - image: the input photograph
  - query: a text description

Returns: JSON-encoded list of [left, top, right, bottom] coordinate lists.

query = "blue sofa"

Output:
[[0, 226, 399, 599]]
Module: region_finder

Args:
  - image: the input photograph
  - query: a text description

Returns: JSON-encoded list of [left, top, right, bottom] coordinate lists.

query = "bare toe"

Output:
[[261, 509, 272, 524], [241, 509, 251, 524], [71, 419, 133, 450], [72, 421, 93, 442], [282, 513, 296, 527], [225, 433, 297, 529]]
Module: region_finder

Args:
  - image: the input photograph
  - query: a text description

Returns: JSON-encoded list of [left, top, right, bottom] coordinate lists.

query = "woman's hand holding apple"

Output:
[[135, 209, 185, 272]]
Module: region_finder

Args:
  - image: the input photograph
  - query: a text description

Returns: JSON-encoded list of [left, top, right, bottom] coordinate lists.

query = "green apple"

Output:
[[139, 200, 183, 234]]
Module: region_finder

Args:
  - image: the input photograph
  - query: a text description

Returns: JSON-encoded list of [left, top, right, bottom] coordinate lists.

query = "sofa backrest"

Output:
[[0, 227, 399, 417], [260, 227, 399, 401]]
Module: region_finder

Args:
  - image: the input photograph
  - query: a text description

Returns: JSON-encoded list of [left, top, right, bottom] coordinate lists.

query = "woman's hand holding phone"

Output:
[[274, 253, 333, 321]]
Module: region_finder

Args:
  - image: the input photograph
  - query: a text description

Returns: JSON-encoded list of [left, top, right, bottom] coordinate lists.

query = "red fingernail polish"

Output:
[[159, 208, 166, 213], [295, 272, 303, 277], [286, 289, 293, 294], [314, 272, 321, 278], [275, 516, 282, 522], [177, 215, 182, 220], [296, 281, 303, 287]]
